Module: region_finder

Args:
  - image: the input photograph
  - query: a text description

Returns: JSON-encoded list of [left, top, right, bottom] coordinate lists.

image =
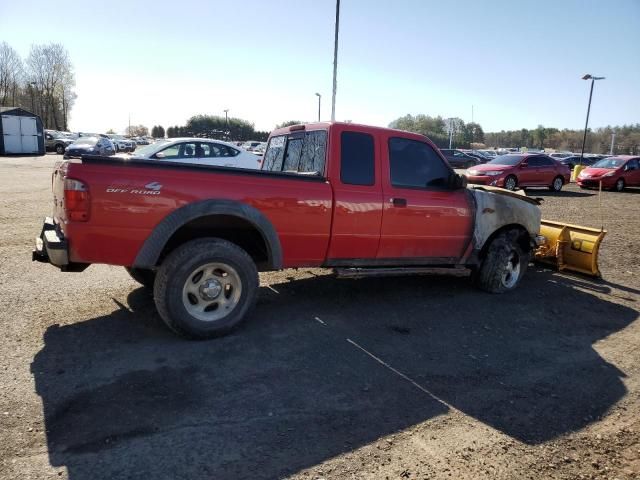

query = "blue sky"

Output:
[[1, 0, 638, 133]]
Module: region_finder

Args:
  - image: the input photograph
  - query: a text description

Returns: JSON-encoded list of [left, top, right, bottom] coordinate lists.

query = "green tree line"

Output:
[[389, 114, 639, 154], [167, 115, 270, 141], [484, 125, 640, 154], [388, 114, 485, 149]]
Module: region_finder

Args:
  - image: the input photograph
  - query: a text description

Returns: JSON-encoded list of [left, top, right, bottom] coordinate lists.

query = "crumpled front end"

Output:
[[467, 186, 542, 255]]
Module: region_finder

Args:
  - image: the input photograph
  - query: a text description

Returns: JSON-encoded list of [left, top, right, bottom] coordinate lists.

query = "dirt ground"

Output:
[[0, 154, 638, 480]]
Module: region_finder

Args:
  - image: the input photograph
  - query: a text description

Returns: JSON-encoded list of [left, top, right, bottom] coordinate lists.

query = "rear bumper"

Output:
[[32, 217, 88, 272]]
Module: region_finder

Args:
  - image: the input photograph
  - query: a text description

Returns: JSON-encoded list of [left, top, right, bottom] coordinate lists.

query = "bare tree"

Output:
[[0, 42, 24, 107], [126, 125, 149, 137], [26, 43, 75, 129]]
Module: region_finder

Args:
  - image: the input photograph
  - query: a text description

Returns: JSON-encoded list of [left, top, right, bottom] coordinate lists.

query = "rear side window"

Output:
[[341, 131, 375, 185], [389, 137, 451, 188], [262, 131, 326, 174]]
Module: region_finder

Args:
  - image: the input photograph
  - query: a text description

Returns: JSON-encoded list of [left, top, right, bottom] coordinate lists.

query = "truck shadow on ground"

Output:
[[32, 268, 637, 479]]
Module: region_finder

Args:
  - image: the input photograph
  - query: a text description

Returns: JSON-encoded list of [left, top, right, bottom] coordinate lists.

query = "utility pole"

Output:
[[331, 0, 340, 122], [224, 109, 229, 139], [610, 133, 616, 155], [315, 93, 321, 122], [579, 74, 605, 165], [471, 105, 474, 148]]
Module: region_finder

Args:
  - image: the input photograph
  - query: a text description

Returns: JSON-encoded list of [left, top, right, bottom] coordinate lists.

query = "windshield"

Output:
[[591, 157, 626, 169], [487, 154, 523, 166], [135, 140, 169, 157], [71, 137, 98, 146]]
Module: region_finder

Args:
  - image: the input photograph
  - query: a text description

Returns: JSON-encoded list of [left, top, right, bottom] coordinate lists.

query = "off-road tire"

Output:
[[55, 144, 65, 154], [125, 267, 156, 288], [504, 175, 518, 191], [550, 176, 564, 192], [475, 230, 529, 293], [154, 238, 259, 339]]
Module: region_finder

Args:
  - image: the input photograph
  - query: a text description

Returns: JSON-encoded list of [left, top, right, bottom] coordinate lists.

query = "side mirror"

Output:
[[452, 173, 467, 189], [520, 162, 528, 168], [155, 152, 165, 159]]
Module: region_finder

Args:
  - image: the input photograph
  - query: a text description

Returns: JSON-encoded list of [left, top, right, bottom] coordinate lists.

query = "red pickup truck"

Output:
[[34, 122, 542, 339]]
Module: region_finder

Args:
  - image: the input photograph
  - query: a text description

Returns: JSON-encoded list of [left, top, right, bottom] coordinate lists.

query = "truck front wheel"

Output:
[[475, 230, 529, 293], [154, 238, 259, 339]]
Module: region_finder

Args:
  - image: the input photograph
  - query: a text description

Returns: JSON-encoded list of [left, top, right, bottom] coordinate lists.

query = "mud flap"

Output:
[[535, 220, 606, 277]]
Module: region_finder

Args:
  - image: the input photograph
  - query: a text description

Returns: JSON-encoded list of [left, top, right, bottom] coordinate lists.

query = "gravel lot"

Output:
[[1, 154, 638, 480]]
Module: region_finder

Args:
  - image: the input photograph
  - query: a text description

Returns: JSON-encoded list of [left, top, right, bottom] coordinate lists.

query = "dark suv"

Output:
[[45, 131, 74, 155], [439, 148, 481, 168]]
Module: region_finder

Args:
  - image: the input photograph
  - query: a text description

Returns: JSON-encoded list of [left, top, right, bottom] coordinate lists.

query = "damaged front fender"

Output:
[[467, 186, 542, 257]]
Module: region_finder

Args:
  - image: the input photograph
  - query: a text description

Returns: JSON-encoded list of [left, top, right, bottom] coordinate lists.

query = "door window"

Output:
[[341, 131, 375, 185], [624, 159, 639, 170], [156, 144, 183, 159], [526, 157, 542, 167], [388, 137, 451, 188]]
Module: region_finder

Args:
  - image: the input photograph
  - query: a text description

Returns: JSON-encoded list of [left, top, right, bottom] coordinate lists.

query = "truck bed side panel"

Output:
[[61, 163, 333, 267]]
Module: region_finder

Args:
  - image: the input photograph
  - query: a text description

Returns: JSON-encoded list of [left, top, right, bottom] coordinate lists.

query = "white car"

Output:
[[125, 138, 261, 169]]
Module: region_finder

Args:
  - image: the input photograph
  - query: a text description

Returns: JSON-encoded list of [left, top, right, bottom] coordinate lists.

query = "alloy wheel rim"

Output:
[[554, 178, 562, 190], [506, 177, 516, 190], [181, 262, 242, 322]]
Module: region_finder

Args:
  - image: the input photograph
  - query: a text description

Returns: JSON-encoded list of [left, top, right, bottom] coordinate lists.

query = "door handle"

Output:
[[389, 197, 407, 207]]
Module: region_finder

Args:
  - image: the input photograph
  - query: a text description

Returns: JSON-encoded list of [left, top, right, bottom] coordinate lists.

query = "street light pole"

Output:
[[223, 109, 229, 139], [315, 93, 321, 122], [579, 74, 605, 165], [330, 0, 340, 122]]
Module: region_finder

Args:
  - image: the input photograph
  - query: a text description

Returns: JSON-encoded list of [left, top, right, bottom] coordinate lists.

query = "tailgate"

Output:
[[52, 160, 69, 226]]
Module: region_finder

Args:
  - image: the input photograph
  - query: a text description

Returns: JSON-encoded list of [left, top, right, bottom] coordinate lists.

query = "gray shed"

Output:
[[0, 107, 45, 156]]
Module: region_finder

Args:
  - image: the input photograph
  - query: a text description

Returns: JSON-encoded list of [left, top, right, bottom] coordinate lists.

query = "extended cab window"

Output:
[[389, 137, 451, 188], [341, 131, 375, 185], [262, 131, 326, 175]]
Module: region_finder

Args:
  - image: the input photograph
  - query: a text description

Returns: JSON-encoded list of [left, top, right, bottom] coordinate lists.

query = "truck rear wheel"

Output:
[[475, 230, 529, 293], [153, 238, 259, 339], [125, 267, 156, 288]]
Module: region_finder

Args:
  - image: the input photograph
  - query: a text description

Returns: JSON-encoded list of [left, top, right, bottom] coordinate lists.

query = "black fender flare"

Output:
[[133, 199, 283, 270]]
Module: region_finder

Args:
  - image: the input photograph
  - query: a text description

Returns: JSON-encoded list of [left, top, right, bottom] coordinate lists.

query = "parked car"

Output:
[[479, 150, 498, 159], [466, 153, 571, 191], [63, 136, 116, 159], [557, 155, 601, 170], [123, 138, 261, 169], [549, 152, 573, 159], [242, 141, 263, 151], [44, 130, 74, 155], [107, 135, 136, 153], [439, 149, 481, 168], [576, 156, 640, 192], [465, 151, 491, 163], [34, 122, 542, 339]]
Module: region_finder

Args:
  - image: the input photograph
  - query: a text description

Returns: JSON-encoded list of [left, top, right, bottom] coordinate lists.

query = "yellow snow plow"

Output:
[[535, 220, 606, 277]]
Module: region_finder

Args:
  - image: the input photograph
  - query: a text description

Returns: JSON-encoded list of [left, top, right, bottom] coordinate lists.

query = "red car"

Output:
[[465, 154, 571, 191], [576, 156, 640, 192]]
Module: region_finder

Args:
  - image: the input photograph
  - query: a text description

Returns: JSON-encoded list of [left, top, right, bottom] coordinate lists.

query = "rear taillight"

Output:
[[64, 178, 90, 222]]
